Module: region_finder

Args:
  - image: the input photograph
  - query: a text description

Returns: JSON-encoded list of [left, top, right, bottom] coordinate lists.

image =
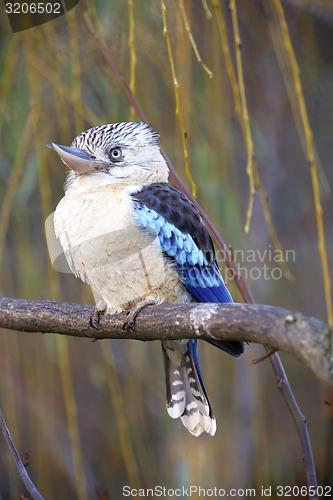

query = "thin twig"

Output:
[[229, 0, 256, 234], [178, 0, 213, 78], [0, 407, 44, 500], [160, 0, 197, 196], [127, 0, 137, 120], [271, 352, 318, 494], [202, 0, 212, 19], [251, 349, 277, 365], [211, 0, 293, 281]]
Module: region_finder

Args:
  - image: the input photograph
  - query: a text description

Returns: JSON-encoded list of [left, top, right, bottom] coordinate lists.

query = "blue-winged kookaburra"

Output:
[[51, 121, 244, 437]]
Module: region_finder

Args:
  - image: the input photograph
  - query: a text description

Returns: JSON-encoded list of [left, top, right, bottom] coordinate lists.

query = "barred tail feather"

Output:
[[162, 345, 186, 418], [162, 342, 216, 437]]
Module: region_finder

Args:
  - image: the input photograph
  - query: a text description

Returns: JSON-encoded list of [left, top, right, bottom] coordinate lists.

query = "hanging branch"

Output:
[[178, 0, 214, 79], [229, 0, 256, 234], [271, 0, 333, 328], [160, 0, 197, 196]]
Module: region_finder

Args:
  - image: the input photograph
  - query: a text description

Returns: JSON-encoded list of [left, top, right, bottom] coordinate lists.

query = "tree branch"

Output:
[[0, 407, 44, 500], [0, 296, 332, 385]]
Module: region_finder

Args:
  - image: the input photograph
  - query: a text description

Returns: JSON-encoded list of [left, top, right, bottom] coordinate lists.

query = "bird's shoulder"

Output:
[[131, 182, 214, 260], [130, 182, 234, 304]]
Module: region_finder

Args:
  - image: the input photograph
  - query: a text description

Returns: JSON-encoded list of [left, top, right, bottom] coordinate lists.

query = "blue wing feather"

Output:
[[133, 200, 244, 358], [134, 204, 233, 300]]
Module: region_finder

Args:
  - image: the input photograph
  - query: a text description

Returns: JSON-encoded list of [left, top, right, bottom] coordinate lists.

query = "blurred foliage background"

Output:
[[0, 0, 332, 498]]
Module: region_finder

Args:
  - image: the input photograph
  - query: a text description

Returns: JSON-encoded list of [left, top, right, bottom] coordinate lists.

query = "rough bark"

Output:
[[0, 296, 332, 384]]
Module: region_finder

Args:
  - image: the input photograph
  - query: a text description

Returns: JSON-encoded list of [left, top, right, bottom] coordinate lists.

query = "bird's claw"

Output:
[[122, 314, 135, 333], [89, 300, 107, 331], [90, 309, 103, 341], [121, 295, 161, 334], [90, 312, 101, 330]]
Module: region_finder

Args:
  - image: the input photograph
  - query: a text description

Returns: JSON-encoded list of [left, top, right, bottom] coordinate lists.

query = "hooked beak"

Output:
[[50, 143, 105, 174]]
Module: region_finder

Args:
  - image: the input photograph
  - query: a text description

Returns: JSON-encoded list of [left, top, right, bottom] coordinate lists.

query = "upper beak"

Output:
[[50, 143, 103, 174]]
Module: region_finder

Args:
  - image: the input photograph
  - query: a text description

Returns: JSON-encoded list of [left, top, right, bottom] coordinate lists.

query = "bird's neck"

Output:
[[65, 161, 169, 195]]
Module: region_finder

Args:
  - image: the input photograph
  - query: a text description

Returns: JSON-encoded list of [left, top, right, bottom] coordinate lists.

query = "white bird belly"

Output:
[[54, 185, 191, 312]]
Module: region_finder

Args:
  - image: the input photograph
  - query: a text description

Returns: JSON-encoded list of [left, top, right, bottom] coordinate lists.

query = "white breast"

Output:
[[54, 183, 190, 312]]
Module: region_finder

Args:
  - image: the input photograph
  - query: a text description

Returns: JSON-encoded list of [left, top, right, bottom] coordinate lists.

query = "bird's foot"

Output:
[[89, 300, 107, 330], [122, 295, 162, 333]]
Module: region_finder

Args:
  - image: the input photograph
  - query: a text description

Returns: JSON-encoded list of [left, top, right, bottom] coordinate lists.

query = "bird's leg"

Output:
[[90, 300, 107, 329], [123, 294, 162, 333]]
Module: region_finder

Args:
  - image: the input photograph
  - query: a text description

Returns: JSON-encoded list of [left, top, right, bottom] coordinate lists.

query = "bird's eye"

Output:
[[109, 147, 122, 162]]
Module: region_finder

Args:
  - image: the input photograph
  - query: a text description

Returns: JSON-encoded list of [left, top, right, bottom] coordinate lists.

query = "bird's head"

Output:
[[50, 121, 169, 190]]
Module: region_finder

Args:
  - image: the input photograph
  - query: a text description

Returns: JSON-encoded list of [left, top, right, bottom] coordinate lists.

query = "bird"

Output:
[[51, 121, 244, 437]]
